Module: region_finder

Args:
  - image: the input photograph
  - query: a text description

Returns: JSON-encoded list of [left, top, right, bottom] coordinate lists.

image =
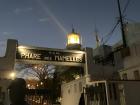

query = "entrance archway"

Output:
[[0, 39, 94, 105], [15, 41, 85, 105]]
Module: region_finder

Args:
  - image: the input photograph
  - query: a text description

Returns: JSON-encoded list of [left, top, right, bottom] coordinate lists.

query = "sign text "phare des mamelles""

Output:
[[16, 47, 85, 63]]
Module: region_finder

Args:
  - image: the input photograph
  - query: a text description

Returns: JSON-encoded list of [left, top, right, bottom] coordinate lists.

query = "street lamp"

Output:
[[10, 72, 16, 80]]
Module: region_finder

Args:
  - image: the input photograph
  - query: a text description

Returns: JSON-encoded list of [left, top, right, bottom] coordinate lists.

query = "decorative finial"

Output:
[[72, 28, 75, 33], [71, 24, 75, 33]]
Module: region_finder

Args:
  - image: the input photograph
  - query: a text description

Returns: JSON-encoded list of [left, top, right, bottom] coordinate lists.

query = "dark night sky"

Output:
[[0, 0, 140, 56]]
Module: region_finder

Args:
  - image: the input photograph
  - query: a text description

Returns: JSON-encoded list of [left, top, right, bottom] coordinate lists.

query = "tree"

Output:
[[15, 63, 84, 104], [27, 64, 61, 104], [16, 63, 59, 104], [58, 66, 84, 82], [27, 64, 55, 88]]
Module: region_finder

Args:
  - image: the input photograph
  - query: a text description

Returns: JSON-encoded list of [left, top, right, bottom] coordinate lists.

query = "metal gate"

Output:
[[85, 83, 107, 105], [26, 89, 53, 105]]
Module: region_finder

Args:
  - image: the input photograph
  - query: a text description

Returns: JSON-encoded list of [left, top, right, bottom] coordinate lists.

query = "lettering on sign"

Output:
[[16, 47, 85, 63], [54, 56, 82, 62], [21, 53, 41, 60]]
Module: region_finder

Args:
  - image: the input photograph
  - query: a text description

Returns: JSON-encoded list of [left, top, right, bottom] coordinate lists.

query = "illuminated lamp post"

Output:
[[66, 29, 82, 50], [9, 72, 16, 80]]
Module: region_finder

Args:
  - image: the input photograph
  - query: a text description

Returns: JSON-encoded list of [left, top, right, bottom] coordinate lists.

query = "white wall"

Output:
[[61, 78, 86, 105], [119, 44, 140, 80], [125, 23, 140, 46]]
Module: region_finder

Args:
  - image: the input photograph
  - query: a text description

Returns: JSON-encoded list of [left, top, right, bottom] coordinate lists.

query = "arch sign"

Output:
[[16, 46, 85, 66]]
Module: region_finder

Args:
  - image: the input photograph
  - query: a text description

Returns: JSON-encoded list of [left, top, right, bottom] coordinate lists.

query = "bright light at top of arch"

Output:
[[67, 34, 80, 45]]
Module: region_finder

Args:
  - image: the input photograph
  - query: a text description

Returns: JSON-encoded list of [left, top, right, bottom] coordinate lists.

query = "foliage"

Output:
[[15, 63, 84, 104]]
